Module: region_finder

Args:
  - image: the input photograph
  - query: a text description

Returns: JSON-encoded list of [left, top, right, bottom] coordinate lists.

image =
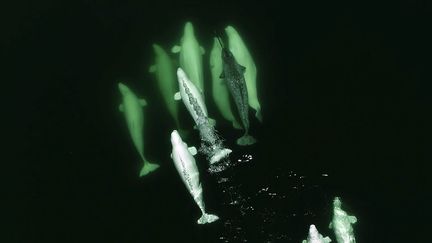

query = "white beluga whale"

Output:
[[170, 130, 219, 224], [118, 83, 159, 177], [225, 25, 262, 122], [175, 68, 232, 165], [172, 21, 205, 94], [210, 37, 242, 130], [302, 224, 332, 243], [329, 197, 357, 243]]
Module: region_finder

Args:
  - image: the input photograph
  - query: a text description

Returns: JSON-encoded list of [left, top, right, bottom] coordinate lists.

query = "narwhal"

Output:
[[209, 37, 242, 130], [225, 25, 262, 122], [118, 82, 159, 176], [218, 36, 257, 146]]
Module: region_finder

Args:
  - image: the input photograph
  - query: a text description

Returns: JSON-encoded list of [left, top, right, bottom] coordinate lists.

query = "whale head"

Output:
[[224, 25, 237, 38], [308, 225, 319, 239], [221, 47, 234, 64], [176, 67, 188, 85], [118, 82, 131, 96], [152, 43, 165, 56], [184, 22, 194, 36], [170, 130, 183, 146], [333, 197, 342, 208]]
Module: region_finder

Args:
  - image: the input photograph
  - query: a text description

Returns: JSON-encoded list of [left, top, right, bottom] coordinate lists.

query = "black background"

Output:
[[5, 1, 429, 242]]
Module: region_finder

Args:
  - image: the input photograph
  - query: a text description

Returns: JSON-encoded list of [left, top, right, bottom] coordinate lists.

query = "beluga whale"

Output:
[[218, 36, 257, 146], [170, 130, 219, 224], [172, 21, 205, 95], [329, 197, 357, 243], [118, 82, 160, 177], [302, 224, 332, 243], [175, 68, 232, 166], [149, 43, 181, 130]]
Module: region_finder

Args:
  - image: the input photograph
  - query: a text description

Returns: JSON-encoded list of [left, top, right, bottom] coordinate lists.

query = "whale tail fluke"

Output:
[[210, 148, 232, 164], [139, 162, 160, 177], [232, 120, 242, 130], [197, 213, 219, 224], [237, 134, 257, 146]]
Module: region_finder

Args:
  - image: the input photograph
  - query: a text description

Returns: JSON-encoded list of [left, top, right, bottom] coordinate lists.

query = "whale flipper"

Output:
[[208, 118, 216, 126], [171, 45, 181, 53], [149, 65, 157, 73], [197, 213, 219, 224], [139, 162, 160, 177], [188, 146, 197, 155], [236, 135, 257, 146], [139, 99, 147, 106]]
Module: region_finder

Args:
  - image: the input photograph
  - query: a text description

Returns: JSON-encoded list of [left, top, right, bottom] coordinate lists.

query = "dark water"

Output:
[[6, 1, 428, 243]]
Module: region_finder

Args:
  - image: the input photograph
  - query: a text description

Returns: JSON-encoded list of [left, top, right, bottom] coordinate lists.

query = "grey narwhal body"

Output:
[[218, 37, 256, 146]]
